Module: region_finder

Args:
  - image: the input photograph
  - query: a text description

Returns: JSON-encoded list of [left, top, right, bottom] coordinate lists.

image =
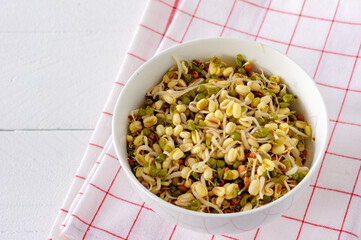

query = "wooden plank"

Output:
[[0, 130, 92, 239], [0, 0, 147, 239], [0, 0, 147, 129]]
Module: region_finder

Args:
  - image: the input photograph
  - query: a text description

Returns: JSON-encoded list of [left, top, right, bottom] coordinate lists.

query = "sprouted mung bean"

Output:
[[126, 55, 312, 214]]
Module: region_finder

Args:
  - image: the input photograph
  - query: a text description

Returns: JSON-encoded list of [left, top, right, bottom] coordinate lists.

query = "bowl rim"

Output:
[[112, 37, 329, 219]]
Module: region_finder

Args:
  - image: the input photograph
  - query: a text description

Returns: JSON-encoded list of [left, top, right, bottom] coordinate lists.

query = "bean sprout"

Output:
[[126, 55, 312, 213]]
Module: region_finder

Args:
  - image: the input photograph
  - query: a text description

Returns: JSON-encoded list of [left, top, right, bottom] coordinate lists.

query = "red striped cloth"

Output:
[[49, 0, 361, 239]]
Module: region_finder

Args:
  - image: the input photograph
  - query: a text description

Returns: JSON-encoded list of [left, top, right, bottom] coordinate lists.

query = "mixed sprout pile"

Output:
[[126, 55, 312, 213]]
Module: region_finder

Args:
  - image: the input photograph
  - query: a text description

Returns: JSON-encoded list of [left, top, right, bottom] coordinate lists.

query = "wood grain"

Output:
[[0, 0, 146, 129], [0, 130, 92, 239], [0, 0, 147, 239]]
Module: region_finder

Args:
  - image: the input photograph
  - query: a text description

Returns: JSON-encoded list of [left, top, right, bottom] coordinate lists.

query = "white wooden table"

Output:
[[0, 1, 146, 239]]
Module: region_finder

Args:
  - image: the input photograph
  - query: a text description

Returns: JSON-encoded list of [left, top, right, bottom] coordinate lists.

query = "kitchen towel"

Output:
[[49, 0, 361, 239]]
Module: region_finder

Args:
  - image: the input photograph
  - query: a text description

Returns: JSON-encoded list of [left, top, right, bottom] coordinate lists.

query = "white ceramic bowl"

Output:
[[113, 38, 328, 235]]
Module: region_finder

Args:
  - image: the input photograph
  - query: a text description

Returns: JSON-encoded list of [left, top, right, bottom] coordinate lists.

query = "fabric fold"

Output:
[[49, 0, 361, 239]]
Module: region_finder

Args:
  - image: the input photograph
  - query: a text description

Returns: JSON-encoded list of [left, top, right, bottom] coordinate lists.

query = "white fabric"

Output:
[[49, 0, 361, 239]]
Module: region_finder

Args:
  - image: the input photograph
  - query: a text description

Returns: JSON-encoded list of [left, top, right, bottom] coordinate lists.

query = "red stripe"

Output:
[[253, 228, 260, 240], [283, 215, 359, 238], [102, 111, 113, 116], [139, 22, 167, 35], [285, 0, 306, 54], [75, 175, 86, 180], [169, 224, 177, 240], [60, 208, 68, 213], [89, 143, 104, 149], [316, 82, 361, 93], [180, 0, 201, 43], [323, 49, 360, 58], [105, 153, 118, 160], [158, 0, 192, 17], [338, 166, 361, 239], [219, 0, 237, 37], [211, 235, 215, 240], [346, 88, 361, 93], [191, 13, 223, 27], [254, 0, 272, 41], [159, 0, 181, 46], [335, 43, 361, 121], [336, 19, 361, 26], [125, 202, 145, 239], [127, 52, 147, 62], [329, 119, 361, 128], [327, 152, 361, 162], [221, 235, 238, 240], [325, 44, 361, 161], [71, 214, 126, 240], [88, 182, 153, 211], [114, 81, 125, 86], [311, 184, 361, 199], [82, 165, 122, 240], [139, 24, 180, 43], [239, 0, 270, 11], [258, 35, 289, 45], [316, 82, 348, 91], [260, 35, 361, 59], [312, 0, 341, 79]]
